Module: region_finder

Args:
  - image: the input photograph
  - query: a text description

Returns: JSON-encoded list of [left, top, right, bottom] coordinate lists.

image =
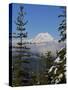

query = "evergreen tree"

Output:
[[58, 6, 66, 42], [48, 6, 66, 84], [39, 51, 54, 84], [45, 51, 54, 70], [12, 6, 32, 86]]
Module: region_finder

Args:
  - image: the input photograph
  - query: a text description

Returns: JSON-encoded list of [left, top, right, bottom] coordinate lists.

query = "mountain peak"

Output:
[[32, 32, 54, 43]]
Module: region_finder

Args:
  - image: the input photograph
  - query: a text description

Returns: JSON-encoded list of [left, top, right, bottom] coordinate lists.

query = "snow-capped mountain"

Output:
[[32, 32, 54, 43], [29, 32, 65, 56], [12, 32, 65, 56]]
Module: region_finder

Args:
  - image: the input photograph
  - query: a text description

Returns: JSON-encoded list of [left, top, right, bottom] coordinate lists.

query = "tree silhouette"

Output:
[[12, 6, 32, 86], [58, 7, 66, 42], [48, 6, 66, 84]]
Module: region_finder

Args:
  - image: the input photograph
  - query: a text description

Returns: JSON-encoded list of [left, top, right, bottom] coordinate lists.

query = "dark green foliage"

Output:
[[38, 51, 54, 84], [48, 48, 66, 84], [56, 7, 66, 83], [45, 51, 54, 69], [40, 51, 54, 70], [58, 6, 66, 42], [12, 6, 31, 86], [48, 7, 66, 84]]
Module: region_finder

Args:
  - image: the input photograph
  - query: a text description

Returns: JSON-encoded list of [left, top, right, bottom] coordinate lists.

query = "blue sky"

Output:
[[12, 3, 61, 40]]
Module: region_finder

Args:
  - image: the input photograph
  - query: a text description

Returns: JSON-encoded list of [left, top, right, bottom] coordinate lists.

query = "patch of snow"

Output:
[[55, 79, 60, 84], [54, 57, 63, 63], [51, 80, 54, 83], [54, 68, 58, 74], [58, 73, 63, 79], [48, 66, 55, 73], [54, 57, 60, 63], [58, 46, 65, 53], [64, 71, 66, 76], [37, 81, 40, 85], [64, 54, 66, 60]]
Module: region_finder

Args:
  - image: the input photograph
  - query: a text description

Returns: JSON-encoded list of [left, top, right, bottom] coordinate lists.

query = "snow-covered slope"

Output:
[[32, 32, 54, 43]]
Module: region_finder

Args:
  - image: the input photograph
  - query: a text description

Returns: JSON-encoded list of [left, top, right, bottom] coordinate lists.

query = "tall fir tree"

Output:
[[58, 7, 66, 42], [12, 6, 32, 86], [48, 6, 66, 84]]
